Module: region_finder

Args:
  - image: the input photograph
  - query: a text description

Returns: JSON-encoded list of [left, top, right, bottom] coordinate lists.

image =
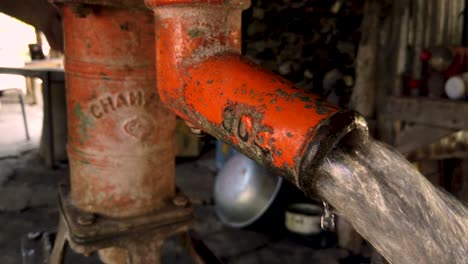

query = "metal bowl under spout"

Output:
[[214, 154, 283, 228]]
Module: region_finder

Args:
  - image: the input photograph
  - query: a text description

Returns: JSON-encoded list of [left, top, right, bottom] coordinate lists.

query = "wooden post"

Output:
[[341, 0, 382, 254], [350, 0, 380, 118], [376, 0, 409, 144]]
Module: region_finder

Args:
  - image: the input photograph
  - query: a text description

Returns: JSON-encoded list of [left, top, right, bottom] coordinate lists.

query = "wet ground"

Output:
[[0, 98, 369, 264]]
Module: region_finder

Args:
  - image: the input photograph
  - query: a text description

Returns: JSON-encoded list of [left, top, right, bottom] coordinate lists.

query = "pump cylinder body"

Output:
[[63, 5, 176, 218]]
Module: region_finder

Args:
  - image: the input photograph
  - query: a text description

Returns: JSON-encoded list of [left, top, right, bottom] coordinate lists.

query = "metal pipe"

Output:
[[57, 1, 176, 262], [146, 1, 468, 263], [146, 0, 365, 190]]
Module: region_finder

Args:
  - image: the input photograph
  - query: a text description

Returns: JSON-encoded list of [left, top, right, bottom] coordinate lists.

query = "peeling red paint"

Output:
[[147, 2, 347, 185], [63, 6, 176, 218]]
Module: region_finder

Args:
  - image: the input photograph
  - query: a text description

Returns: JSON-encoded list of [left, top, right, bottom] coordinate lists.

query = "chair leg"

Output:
[[18, 94, 30, 141]]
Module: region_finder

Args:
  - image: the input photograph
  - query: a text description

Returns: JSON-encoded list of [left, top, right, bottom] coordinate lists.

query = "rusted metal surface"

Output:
[[52, 0, 148, 10], [61, 197, 191, 248], [49, 186, 193, 264], [146, 1, 367, 190], [61, 5, 176, 218], [57, 4, 184, 262], [59, 186, 192, 252]]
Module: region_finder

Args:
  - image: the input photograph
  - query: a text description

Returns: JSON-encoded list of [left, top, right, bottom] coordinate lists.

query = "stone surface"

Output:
[[193, 206, 225, 236], [0, 158, 15, 186], [161, 237, 195, 264], [203, 228, 269, 260], [0, 184, 31, 211]]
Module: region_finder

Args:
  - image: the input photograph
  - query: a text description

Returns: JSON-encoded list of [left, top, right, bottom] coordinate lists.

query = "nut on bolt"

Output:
[[173, 195, 189, 207], [190, 128, 206, 137], [77, 213, 96, 226], [185, 121, 206, 137]]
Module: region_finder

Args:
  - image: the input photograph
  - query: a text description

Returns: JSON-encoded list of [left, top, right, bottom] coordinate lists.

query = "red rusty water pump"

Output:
[[50, 1, 468, 264], [50, 1, 195, 263], [51, 0, 366, 263]]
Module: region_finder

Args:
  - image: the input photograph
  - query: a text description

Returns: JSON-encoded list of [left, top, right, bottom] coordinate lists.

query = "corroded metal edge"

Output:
[[298, 110, 369, 195]]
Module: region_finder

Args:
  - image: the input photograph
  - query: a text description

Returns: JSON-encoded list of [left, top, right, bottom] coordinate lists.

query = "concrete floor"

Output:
[[0, 98, 42, 159], [0, 97, 368, 263]]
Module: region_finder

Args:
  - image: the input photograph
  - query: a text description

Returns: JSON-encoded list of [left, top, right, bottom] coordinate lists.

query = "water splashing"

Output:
[[320, 201, 336, 231], [316, 138, 468, 264]]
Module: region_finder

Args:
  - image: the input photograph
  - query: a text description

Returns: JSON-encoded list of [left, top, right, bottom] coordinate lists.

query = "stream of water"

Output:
[[316, 138, 468, 264]]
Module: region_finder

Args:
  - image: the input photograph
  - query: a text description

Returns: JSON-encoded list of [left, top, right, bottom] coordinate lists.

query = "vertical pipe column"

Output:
[[59, 4, 176, 263], [63, 5, 175, 219]]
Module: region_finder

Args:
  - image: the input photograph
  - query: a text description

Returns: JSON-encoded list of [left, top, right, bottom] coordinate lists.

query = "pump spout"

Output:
[[146, 0, 367, 190]]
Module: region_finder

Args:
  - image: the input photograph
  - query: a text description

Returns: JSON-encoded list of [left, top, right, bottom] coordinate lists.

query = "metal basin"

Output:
[[214, 154, 283, 228]]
